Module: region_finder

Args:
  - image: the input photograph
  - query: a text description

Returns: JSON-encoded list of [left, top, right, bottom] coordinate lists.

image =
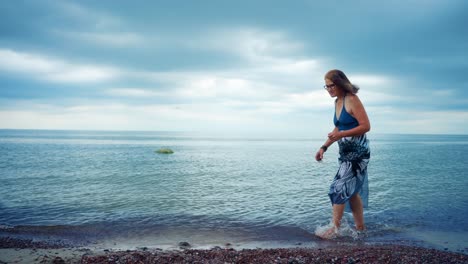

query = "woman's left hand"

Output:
[[328, 130, 343, 142]]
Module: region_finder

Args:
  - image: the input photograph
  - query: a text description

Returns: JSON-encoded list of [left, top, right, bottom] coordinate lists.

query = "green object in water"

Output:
[[155, 148, 174, 154]]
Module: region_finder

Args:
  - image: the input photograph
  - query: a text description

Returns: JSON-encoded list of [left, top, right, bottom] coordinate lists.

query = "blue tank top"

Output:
[[334, 95, 359, 131]]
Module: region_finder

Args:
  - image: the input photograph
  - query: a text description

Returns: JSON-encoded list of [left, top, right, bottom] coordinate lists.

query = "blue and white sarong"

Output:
[[328, 134, 370, 210]]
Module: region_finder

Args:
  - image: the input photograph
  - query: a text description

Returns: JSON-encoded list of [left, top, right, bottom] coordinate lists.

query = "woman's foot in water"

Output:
[[315, 226, 338, 239]]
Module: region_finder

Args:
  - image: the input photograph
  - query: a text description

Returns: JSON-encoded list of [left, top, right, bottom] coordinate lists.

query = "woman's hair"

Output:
[[325, 69, 359, 94]]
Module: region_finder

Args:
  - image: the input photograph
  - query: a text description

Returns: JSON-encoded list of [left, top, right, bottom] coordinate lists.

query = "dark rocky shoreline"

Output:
[[0, 236, 74, 249], [81, 245, 468, 264], [1, 236, 467, 264]]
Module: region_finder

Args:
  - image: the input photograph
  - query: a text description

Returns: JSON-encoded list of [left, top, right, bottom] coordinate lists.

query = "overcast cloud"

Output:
[[0, 0, 467, 137]]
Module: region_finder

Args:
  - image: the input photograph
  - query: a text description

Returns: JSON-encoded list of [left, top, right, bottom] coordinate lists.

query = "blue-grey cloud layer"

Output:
[[0, 0, 467, 134]]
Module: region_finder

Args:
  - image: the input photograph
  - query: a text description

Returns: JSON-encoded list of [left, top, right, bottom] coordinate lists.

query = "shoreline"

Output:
[[1, 236, 467, 264]]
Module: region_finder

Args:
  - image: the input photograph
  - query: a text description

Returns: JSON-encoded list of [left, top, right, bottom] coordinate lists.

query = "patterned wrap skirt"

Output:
[[328, 134, 370, 210]]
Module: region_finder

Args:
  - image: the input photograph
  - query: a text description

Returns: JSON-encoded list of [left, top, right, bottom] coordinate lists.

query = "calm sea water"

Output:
[[0, 130, 467, 252]]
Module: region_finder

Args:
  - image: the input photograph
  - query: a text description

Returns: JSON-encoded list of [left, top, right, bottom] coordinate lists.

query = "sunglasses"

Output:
[[323, 84, 336, 90]]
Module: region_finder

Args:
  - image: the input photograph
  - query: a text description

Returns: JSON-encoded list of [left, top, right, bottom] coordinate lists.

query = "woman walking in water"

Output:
[[315, 69, 371, 239]]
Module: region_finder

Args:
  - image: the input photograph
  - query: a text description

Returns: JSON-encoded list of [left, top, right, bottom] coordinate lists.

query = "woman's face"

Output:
[[324, 79, 337, 97]]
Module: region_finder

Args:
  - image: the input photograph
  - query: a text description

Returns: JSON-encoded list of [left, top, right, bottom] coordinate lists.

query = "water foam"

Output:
[[314, 218, 363, 240]]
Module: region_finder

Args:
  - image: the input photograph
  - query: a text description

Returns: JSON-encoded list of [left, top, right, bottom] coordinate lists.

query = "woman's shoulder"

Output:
[[346, 93, 361, 102], [346, 93, 364, 108]]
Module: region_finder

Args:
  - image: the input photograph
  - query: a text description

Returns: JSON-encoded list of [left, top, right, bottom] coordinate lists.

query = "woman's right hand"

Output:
[[315, 149, 324, 161]]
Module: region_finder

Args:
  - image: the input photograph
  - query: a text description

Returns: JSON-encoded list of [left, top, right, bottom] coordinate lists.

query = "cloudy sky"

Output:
[[0, 0, 467, 137]]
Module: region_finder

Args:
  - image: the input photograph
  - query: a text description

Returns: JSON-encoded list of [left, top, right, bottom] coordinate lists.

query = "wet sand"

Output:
[[1, 237, 467, 264]]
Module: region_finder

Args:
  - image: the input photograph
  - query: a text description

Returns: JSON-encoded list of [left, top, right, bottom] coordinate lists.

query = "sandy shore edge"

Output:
[[1, 237, 467, 264]]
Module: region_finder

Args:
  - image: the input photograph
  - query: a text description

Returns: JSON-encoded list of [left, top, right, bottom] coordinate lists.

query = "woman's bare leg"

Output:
[[317, 204, 345, 239], [349, 194, 365, 230], [332, 203, 345, 228]]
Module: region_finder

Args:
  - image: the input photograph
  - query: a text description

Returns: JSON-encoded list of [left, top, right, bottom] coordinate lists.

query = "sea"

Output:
[[0, 130, 467, 253]]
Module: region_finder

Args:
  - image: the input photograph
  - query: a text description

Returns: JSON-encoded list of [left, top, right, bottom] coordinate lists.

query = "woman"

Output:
[[315, 69, 371, 239]]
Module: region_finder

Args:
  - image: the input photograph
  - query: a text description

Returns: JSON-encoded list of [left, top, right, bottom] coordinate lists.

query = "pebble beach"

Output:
[[1, 237, 467, 264]]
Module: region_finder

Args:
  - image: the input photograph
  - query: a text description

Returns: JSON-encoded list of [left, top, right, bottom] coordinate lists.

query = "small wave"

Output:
[[0, 224, 14, 230]]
